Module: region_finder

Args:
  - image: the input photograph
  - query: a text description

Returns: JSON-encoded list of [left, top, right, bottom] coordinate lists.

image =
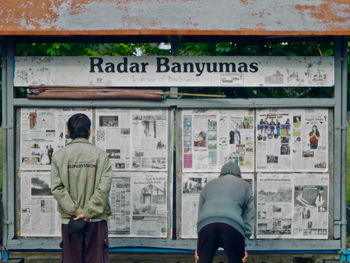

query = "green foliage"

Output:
[[17, 42, 137, 56], [177, 41, 335, 99], [16, 42, 171, 57], [178, 41, 333, 56]]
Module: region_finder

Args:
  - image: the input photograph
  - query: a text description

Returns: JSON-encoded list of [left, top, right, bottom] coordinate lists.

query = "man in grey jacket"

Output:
[[195, 162, 254, 263], [51, 113, 112, 263]]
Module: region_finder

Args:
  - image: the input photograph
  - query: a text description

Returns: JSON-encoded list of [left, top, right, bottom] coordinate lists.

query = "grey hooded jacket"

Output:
[[197, 174, 254, 244]]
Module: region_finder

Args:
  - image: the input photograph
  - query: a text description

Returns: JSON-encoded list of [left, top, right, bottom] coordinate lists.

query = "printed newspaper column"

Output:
[[181, 173, 254, 238], [20, 171, 61, 236]]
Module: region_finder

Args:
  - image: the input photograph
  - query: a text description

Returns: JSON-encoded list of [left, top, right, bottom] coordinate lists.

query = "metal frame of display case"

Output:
[[1, 37, 348, 254]]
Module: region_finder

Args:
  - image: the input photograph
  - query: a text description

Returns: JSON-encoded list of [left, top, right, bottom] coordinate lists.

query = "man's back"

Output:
[[197, 175, 252, 238], [51, 138, 112, 220]]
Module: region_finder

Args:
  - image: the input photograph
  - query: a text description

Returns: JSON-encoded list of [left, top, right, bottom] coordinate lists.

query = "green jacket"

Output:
[[51, 138, 112, 220]]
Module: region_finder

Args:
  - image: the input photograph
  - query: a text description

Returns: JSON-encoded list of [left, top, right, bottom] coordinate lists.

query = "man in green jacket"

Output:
[[51, 113, 112, 263]]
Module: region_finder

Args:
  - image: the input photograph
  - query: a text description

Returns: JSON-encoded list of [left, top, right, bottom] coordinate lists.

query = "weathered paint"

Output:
[[0, 0, 349, 36]]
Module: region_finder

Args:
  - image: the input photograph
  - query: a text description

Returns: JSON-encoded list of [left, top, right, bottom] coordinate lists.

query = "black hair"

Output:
[[67, 113, 91, 139]]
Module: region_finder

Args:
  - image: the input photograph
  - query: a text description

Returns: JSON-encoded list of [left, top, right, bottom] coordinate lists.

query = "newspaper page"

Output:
[[95, 109, 168, 171], [20, 108, 93, 170], [257, 174, 293, 238], [292, 109, 328, 171], [293, 173, 329, 239], [181, 173, 254, 239], [20, 171, 61, 236], [182, 109, 254, 172], [257, 173, 329, 239], [108, 171, 168, 237], [59, 108, 93, 145], [256, 109, 328, 172]]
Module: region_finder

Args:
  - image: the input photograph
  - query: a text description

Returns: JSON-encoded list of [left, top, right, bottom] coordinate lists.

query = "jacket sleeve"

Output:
[[51, 158, 84, 216], [197, 189, 205, 220], [242, 186, 255, 240], [82, 154, 112, 219]]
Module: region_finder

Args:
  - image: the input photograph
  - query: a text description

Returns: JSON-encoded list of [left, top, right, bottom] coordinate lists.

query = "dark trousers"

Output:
[[60, 221, 110, 263], [197, 223, 245, 263]]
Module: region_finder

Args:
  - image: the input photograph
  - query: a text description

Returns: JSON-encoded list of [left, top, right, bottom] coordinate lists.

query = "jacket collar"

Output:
[[69, 138, 91, 145]]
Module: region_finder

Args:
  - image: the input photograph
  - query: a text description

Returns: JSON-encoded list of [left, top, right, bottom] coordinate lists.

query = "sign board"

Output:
[[14, 56, 334, 87]]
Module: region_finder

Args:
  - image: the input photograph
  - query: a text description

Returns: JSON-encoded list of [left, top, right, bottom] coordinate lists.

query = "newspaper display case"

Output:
[[1, 38, 348, 254]]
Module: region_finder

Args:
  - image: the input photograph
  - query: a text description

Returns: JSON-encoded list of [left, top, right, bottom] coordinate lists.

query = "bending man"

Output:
[[196, 161, 254, 263]]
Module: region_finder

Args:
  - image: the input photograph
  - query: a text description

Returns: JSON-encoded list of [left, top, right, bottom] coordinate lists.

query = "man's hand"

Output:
[[242, 250, 248, 263], [73, 213, 92, 222], [194, 249, 199, 263]]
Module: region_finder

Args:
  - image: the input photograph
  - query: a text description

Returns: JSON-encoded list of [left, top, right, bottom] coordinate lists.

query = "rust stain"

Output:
[[0, 0, 350, 35], [294, 1, 350, 29], [251, 11, 265, 19]]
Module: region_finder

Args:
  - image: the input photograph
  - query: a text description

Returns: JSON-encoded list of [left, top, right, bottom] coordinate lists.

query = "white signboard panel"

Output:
[[14, 56, 334, 87]]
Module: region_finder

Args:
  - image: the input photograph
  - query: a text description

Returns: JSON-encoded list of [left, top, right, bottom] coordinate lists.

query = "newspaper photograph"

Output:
[[182, 109, 254, 172], [95, 109, 168, 171], [181, 172, 254, 239], [256, 109, 328, 172], [108, 171, 168, 237], [257, 173, 329, 239], [20, 171, 61, 236], [20, 108, 93, 170]]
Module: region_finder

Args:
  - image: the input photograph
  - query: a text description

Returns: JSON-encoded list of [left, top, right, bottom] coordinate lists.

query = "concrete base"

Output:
[[9, 252, 340, 263]]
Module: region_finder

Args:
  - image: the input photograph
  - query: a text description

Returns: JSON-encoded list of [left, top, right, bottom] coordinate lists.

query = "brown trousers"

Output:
[[60, 221, 110, 263]]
